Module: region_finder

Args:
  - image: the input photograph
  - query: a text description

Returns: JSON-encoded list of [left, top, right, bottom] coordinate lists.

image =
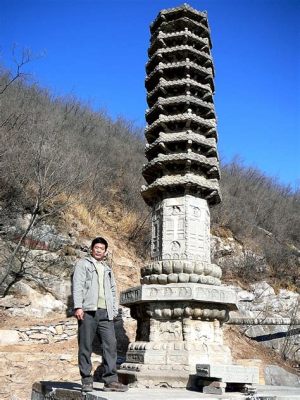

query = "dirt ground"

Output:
[[0, 336, 77, 353], [0, 310, 69, 330]]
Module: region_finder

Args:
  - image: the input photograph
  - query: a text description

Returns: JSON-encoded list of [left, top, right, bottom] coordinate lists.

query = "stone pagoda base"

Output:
[[118, 340, 233, 388], [118, 283, 248, 388], [118, 366, 192, 388]]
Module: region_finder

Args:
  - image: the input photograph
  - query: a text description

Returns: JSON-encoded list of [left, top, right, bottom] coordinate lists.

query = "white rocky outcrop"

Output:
[[2, 282, 67, 318], [0, 330, 20, 345]]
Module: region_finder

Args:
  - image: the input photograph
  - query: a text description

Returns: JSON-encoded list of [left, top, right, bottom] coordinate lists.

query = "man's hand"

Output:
[[74, 308, 84, 320]]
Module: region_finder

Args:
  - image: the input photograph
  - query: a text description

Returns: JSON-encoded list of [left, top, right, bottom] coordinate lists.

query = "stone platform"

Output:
[[119, 283, 240, 387], [31, 381, 300, 400], [196, 364, 259, 383], [120, 283, 237, 309], [195, 363, 259, 395]]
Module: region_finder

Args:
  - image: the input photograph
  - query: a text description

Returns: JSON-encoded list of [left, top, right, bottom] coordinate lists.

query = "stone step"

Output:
[[196, 363, 259, 384], [31, 381, 300, 400]]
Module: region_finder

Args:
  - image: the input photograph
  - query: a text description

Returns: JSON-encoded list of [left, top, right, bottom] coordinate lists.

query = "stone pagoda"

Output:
[[119, 4, 258, 392]]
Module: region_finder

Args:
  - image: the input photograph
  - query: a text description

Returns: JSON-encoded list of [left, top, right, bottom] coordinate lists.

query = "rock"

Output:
[[55, 325, 64, 335], [28, 250, 59, 262], [8, 282, 66, 317], [48, 326, 56, 334], [59, 354, 72, 361], [211, 235, 236, 258], [238, 290, 255, 302], [29, 333, 49, 340], [46, 279, 72, 303], [0, 295, 31, 309], [18, 332, 29, 341], [264, 365, 300, 386], [279, 289, 299, 302], [13, 218, 72, 251], [0, 330, 19, 345], [15, 213, 32, 231], [250, 281, 275, 297], [228, 281, 299, 364]]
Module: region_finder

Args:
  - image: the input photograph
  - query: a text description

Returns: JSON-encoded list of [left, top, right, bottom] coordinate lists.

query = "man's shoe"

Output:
[[81, 376, 93, 392], [103, 381, 128, 392]]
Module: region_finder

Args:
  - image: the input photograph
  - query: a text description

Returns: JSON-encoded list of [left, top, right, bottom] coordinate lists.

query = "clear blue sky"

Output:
[[1, 0, 299, 189]]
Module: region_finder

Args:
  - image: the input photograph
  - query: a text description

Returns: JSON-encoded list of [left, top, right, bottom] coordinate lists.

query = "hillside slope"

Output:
[[0, 68, 299, 297]]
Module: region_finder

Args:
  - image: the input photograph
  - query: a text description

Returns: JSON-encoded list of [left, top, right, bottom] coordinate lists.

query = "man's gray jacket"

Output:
[[72, 256, 118, 320]]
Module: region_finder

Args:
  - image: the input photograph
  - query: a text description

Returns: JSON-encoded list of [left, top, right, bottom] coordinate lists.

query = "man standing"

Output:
[[73, 237, 128, 392]]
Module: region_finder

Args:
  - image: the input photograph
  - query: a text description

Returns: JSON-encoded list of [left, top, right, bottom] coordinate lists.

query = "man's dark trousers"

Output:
[[78, 308, 118, 384]]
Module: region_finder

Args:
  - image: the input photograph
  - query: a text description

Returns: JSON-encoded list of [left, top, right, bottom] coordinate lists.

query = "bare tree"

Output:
[[0, 124, 87, 294], [0, 46, 38, 94], [0, 62, 147, 295], [211, 159, 300, 287]]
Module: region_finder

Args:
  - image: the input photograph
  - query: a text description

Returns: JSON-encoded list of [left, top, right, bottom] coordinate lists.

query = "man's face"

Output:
[[91, 243, 107, 261]]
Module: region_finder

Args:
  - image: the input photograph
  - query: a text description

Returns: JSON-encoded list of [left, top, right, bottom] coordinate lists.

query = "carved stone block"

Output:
[[196, 363, 259, 384], [120, 283, 237, 310], [140, 260, 222, 286], [126, 350, 166, 365], [151, 196, 211, 262], [183, 319, 223, 344], [150, 319, 183, 341], [132, 301, 229, 321], [203, 384, 226, 395], [124, 341, 233, 370], [118, 367, 191, 388]]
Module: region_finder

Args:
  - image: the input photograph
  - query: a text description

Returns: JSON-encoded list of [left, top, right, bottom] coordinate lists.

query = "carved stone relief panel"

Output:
[[151, 205, 162, 259], [151, 196, 212, 262], [182, 318, 223, 344], [149, 319, 183, 342], [162, 198, 185, 260], [186, 196, 211, 262]]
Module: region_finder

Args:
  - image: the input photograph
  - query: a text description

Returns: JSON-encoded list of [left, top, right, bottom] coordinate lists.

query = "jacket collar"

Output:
[[85, 256, 110, 270]]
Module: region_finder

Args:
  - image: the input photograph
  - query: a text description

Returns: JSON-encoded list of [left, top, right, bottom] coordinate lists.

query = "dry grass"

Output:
[[211, 225, 233, 239], [272, 279, 299, 294], [62, 195, 142, 240]]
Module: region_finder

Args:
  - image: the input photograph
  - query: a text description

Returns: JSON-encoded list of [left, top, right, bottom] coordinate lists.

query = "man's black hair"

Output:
[[91, 237, 108, 251]]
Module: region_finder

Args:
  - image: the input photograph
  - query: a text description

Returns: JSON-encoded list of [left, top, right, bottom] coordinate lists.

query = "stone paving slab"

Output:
[[31, 381, 300, 400]]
